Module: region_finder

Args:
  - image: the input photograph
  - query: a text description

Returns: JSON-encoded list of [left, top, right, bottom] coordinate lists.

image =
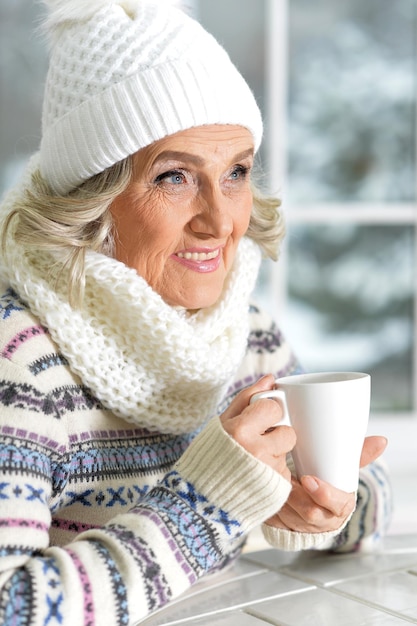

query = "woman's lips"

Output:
[[172, 247, 222, 272]]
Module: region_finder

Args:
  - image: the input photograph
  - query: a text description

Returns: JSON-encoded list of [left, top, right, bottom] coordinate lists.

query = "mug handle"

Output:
[[249, 389, 290, 426]]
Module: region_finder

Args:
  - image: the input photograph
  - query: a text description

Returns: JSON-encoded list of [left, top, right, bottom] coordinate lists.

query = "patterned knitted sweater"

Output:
[[0, 272, 391, 625]]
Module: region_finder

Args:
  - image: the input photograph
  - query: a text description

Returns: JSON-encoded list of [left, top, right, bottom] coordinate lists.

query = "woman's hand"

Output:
[[265, 435, 388, 534], [265, 475, 356, 533], [220, 375, 296, 482]]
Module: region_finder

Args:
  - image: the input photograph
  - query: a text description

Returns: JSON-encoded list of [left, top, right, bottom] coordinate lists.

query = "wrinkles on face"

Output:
[[109, 125, 255, 309]]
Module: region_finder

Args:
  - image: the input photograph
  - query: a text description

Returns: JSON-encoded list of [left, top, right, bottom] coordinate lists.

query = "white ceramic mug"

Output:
[[250, 372, 371, 492]]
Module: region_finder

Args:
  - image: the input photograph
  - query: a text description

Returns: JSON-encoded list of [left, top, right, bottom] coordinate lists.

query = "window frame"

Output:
[[265, 0, 417, 421]]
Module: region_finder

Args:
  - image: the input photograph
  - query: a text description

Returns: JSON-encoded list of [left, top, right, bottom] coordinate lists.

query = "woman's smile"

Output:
[[172, 246, 222, 272]]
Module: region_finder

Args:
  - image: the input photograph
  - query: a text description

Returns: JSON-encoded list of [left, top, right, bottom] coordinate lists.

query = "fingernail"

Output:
[[302, 476, 319, 492]]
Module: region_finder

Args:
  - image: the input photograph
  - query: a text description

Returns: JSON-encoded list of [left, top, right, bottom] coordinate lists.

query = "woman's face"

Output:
[[110, 124, 254, 310]]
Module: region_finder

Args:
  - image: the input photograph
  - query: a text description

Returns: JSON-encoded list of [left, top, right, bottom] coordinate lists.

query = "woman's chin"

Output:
[[165, 288, 223, 311]]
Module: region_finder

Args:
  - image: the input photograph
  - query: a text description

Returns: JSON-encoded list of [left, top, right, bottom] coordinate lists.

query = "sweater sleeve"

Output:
[[72, 418, 292, 622], [0, 356, 292, 626]]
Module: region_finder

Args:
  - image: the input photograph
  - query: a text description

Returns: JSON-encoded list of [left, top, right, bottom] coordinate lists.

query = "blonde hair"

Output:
[[2, 155, 285, 306]]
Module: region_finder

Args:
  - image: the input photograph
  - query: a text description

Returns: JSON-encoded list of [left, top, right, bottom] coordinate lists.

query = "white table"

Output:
[[137, 534, 417, 625]]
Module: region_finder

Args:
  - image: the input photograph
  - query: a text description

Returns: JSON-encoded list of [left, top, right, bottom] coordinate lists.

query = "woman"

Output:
[[0, 1, 390, 624]]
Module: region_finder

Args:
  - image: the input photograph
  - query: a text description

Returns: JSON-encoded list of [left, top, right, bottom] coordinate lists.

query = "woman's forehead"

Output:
[[134, 124, 255, 168]]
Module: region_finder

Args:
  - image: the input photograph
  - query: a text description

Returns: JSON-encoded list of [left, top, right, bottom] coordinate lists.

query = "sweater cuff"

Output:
[[261, 506, 355, 552], [175, 416, 292, 535]]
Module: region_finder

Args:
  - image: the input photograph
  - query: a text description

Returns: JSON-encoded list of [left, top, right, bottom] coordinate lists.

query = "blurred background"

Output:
[[1, 0, 416, 532]]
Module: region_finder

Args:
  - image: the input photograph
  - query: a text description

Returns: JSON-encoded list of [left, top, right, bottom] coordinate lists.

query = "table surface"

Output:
[[136, 534, 417, 625]]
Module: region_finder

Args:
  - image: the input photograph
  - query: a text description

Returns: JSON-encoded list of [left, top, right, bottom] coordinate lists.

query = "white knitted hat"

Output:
[[39, 0, 263, 195]]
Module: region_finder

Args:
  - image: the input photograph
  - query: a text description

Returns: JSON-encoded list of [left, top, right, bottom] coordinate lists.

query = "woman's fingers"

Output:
[[299, 475, 355, 517], [220, 375, 296, 477], [359, 435, 388, 468], [220, 374, 276, 421], [267, 476, 356, 533]]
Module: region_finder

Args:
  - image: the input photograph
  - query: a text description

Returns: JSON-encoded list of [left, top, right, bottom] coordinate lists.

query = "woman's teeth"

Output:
[[176, 249, 220, 261]]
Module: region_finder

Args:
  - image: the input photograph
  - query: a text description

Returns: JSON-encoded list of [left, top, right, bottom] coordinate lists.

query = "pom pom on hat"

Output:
[[42, 0, 114, 26], [41, 0, 186, 29], [39, 0, 263, 195], [42, 0, 190, 20]]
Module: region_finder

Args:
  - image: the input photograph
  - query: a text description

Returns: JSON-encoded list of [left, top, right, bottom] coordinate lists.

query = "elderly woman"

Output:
[[0, 1, 390, 624]]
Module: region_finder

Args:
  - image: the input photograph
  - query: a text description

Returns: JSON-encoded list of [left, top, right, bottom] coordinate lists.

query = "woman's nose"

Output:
[[188, 188, 234, 239]]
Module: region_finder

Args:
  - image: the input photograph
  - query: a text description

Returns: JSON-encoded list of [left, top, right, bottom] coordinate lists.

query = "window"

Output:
[[0, 2, 48, 195], [199, 0, 417, 420]]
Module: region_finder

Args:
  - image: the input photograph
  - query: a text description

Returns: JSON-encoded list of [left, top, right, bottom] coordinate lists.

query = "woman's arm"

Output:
[[0, 369, 293, 625]]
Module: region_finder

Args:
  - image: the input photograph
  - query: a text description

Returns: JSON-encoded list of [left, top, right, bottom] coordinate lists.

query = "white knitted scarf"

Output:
[[4, 233, 261, 434]]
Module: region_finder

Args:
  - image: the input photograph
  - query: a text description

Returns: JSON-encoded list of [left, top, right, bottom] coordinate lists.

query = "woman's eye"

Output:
[[155, 170, 185, 185], [229, 165, 250, 181]]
